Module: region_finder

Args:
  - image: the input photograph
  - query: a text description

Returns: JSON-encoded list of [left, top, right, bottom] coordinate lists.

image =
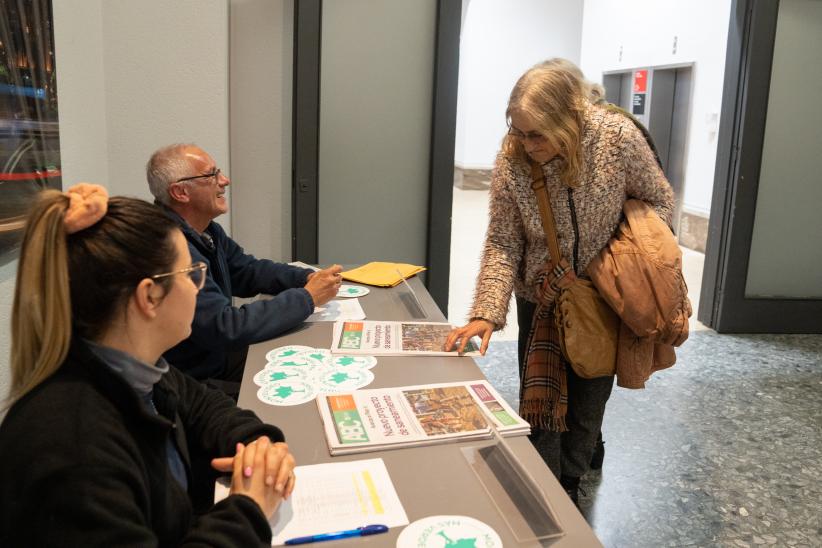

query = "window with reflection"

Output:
[[1, 0, 60, 263]]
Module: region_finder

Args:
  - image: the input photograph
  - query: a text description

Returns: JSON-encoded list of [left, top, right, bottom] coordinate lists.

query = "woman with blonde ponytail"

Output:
[[9, 189, 73, 405], [446, 59, 675, 507], [1, 185, 298, 546]]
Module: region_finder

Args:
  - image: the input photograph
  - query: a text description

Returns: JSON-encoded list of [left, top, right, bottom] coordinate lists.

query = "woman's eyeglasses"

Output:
[[507, 127, 548, 144], [151, 261, 208, 290]]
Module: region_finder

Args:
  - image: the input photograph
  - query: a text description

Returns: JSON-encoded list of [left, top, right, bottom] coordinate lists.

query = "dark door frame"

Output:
[[425, 0, 462, 311], [699, 0, 822, 333], [291, 0, 461, 313], [291, 0, 322, 264]]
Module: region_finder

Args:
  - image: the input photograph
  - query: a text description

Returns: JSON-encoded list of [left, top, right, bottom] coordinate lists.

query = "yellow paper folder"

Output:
[[341, 262, 426, 287]]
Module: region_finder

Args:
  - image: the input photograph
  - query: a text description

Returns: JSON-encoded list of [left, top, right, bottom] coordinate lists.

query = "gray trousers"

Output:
[[516, 297, 614, 479]]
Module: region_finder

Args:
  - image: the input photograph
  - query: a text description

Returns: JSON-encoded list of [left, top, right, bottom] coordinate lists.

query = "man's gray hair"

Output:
[[146, 143, 197, 206]]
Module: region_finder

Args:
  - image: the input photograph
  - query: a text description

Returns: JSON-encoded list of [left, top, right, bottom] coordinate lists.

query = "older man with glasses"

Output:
[[146, 143, 341, 396]]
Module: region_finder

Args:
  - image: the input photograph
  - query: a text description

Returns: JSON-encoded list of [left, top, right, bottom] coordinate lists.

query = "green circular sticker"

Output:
[[315, 367, 375, 393], [266, 357, 316, 368], [253, 367, 308, 387], [337, 284, 370, 298], [257, 380, 317, 406], [266, 345, 313, 362], [297, 348, 333, 366], [396, 516, 502, 548]]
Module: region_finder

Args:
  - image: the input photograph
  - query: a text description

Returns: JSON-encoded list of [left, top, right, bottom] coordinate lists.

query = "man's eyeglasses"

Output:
[[507, 127, 548, 144], [151, 261, 208, 290], [176, 168, 222, 185]]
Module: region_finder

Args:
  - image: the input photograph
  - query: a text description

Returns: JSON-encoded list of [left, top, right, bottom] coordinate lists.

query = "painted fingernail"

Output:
[[244, 466, 253, 478]]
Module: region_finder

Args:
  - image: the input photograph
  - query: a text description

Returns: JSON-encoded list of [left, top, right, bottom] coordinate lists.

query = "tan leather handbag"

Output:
[[530, 162, 618, 379]]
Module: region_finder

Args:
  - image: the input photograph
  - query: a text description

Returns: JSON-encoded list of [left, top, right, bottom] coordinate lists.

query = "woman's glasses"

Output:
[[507, 127, 548, 144], [151, 261, 208, 290]]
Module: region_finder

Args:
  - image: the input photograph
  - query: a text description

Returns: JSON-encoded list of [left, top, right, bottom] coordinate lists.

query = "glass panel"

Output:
[[0, 0, 61, 264], [745, 0, 822, 298]]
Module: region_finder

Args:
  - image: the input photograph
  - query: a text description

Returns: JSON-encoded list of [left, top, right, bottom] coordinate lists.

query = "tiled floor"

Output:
[[451, 186, 822, 547]]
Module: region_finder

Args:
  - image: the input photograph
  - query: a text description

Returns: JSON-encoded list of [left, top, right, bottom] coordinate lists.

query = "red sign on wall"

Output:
[[634, 69, 648, 93]]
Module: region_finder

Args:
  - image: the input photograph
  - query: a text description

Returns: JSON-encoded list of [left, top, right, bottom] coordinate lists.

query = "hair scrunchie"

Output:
[[63, 183, 109, 234]]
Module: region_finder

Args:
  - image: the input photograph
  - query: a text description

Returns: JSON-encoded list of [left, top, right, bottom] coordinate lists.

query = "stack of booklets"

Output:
[[330, 320, 480, 356], [316, 380, 530, 455]]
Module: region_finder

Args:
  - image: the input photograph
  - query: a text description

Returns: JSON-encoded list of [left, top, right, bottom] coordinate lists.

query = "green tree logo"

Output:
[[330, 372, 353, 384], [275, 385, 305, 399], [436, 531, 476, 548], [268, 371, 293, 382]]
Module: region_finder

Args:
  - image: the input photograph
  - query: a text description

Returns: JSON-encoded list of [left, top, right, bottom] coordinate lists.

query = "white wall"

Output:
[[229, 0, 293, 261], [453, 0, 584, 169], [99, 0, 230, 215], [54, 0, 231, 211], [52, 0, 109, 185], [580, 0, 733, 217], [2, 0, 296, 410]]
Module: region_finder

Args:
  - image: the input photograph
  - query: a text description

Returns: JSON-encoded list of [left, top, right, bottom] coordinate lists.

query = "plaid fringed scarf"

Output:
[[520, 258, 578, 432]]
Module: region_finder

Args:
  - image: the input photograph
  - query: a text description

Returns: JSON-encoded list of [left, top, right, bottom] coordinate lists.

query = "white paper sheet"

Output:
[[215, 458, 409, 546], [306, 298, 366, 322]]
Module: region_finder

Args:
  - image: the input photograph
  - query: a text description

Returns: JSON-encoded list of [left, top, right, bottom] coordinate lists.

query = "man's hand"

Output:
[[304, 264, 343, 306]]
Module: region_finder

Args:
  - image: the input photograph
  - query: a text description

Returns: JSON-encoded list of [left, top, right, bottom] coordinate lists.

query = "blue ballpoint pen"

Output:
[[284, 524, 389, 545]]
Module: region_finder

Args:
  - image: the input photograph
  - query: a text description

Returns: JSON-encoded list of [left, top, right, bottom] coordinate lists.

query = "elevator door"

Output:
[[602, 66, 692, 234]]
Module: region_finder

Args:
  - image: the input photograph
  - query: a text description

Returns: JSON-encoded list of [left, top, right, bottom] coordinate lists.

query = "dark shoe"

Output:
[[590, 435, 605, 470], [560, 475, 581, 507]]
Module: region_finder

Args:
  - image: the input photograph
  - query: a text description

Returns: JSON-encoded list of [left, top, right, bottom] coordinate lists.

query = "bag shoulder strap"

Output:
[[529, 160, 563, 268]]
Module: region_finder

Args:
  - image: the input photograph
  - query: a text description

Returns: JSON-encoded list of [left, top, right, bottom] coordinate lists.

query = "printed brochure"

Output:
[[330, 320, 480, 356], [316, 380, 530, 455]]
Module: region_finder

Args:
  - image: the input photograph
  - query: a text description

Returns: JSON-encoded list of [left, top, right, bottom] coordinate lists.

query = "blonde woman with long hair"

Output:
[[446, 59, 674, 506], [1, 185, 296, 545]]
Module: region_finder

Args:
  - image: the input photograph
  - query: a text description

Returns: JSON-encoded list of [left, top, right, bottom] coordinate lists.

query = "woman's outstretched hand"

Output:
[[444, 319, 495, 355], [212, 436, 296, 519]]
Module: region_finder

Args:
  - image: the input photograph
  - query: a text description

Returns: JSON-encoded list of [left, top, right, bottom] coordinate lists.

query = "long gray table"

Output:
[[239, 277, 602, 547]]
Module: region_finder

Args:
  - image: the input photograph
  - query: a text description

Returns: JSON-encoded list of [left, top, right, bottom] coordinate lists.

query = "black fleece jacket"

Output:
[[0, 339, 284, 547]]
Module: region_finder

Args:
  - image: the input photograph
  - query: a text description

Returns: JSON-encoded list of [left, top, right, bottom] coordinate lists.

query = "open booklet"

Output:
[[317, 380, 530, 455], [330, 320, 479, 356]]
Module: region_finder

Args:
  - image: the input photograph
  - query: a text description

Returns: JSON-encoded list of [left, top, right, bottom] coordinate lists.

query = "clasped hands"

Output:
[[211, 435, 296, 518]]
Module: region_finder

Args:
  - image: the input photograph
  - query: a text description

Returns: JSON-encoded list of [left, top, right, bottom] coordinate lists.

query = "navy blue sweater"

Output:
[[162, 208, 314, 380]]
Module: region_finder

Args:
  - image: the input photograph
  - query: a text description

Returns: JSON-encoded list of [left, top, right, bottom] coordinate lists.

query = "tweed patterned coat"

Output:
[[469, 104, 675, 329]]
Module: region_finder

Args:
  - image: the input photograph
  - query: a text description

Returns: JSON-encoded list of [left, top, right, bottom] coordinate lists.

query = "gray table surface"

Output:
[[239, 277, 602, 547]]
